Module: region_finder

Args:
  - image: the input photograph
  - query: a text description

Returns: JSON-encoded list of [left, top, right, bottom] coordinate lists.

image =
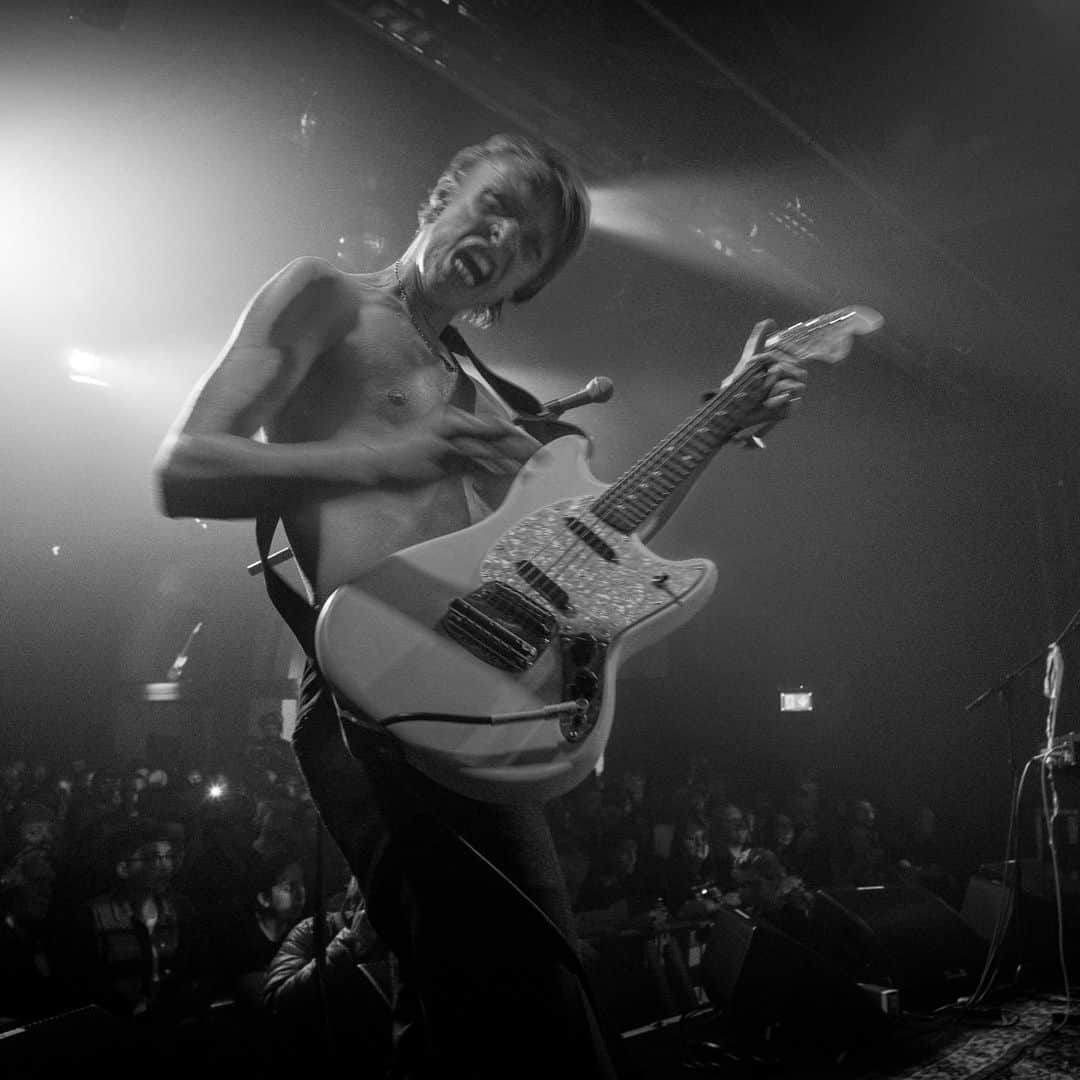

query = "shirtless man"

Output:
[[155, 134, 805, 1077]]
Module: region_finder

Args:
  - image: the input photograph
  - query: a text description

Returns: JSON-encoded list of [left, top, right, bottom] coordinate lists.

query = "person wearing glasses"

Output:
[[67, 819, 208, 1024]]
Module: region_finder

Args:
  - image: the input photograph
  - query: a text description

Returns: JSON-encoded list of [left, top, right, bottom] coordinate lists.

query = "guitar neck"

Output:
[[591, 360, 772, 534], [590, 306, 878, 535]]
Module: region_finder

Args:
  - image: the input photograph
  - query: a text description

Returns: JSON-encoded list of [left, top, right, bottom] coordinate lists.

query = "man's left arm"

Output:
[[637, 323, 806, 544]]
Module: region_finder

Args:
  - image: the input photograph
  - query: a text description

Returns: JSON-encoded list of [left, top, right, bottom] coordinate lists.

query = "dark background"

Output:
[[3, 0, 1080, 868]]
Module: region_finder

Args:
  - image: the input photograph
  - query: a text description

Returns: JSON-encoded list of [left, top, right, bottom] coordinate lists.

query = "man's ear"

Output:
[[116, 860, 130, 881]]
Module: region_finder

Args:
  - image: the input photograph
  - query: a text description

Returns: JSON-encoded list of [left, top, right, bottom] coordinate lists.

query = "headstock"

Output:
[[766, 305, 884, 365]]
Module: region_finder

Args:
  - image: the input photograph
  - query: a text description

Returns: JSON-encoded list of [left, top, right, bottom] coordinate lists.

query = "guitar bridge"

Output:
[[441, 582, 557, 673]]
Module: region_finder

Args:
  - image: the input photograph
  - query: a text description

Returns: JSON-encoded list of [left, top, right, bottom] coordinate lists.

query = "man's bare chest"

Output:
[[272, 304, 468, 441]]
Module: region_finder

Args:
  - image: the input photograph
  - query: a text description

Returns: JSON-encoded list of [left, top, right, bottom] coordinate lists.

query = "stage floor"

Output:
[[618, 988, 1080, 1079]]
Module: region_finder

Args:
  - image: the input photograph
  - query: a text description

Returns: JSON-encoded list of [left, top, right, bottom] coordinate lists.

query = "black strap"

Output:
[[256, 508, 317, 657], [440, 325, 544, 416]]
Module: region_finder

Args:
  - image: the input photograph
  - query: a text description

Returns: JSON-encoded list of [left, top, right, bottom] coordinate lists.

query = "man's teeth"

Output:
[[452, 253, 490, 287], [453, 256, 475, 286]]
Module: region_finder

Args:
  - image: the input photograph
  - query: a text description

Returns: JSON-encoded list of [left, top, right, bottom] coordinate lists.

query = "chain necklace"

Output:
[[393, 261, 456, 373]]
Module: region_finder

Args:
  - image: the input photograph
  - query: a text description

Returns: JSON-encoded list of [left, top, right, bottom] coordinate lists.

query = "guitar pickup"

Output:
[[563, 516, 617, 562], [515, 560, 571, 613], [441, 582, 557, 673]]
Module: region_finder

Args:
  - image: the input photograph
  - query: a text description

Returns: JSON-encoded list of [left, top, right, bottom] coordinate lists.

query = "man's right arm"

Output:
[[153, 256, 369, 519], [154, 257, 534, 520]]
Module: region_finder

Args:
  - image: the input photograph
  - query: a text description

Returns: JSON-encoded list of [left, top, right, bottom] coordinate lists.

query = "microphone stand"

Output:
[[965, 605, 1080, 989]]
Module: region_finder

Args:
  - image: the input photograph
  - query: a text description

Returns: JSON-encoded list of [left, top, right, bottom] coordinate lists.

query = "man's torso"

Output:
[[266, 266, 516, 602]]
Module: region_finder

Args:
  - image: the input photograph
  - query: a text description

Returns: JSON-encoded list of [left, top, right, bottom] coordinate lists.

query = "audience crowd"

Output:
[[0, 720, 963, 1076]]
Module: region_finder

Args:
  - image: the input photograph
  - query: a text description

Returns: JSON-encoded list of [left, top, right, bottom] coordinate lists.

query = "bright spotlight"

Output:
[[68, 349, 110, 387], [68, 349, 103, 375], [586, 186, 675, 247]]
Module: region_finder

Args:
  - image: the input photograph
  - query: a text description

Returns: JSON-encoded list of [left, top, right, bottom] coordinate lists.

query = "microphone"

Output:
[[539, 376, 614, 417]]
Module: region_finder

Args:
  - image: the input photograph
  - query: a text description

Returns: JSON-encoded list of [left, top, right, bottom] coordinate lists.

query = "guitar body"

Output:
[[315, 434, 717, 803]]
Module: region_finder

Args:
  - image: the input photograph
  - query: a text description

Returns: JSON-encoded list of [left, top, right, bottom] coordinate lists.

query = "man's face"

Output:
[[263, 862, 306, 921], [259, 716, 283, 740], [120, 841, 178, 893], [684, 827, 709, 862], [20, 818, 56, 850], [417, 158, 561, 310], [722, 808, 749, 846], [95, 775, 123, 806]]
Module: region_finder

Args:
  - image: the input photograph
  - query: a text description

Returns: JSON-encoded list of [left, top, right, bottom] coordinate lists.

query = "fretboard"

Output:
[[591, 360, 772, 534]]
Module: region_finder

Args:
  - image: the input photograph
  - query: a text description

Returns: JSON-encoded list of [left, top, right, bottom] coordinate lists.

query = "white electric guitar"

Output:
[[315, 306, 883, 803]]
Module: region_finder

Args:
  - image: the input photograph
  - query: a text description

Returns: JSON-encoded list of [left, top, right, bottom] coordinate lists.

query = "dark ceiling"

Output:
[[328, 0, 1080, 417]]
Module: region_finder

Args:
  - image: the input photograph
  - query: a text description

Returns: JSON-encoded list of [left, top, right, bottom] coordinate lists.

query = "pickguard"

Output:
[[480, 495, 707, 638]]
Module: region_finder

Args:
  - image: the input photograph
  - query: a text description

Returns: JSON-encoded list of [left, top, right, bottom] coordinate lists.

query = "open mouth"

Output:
[[452, 248, 495, 288]]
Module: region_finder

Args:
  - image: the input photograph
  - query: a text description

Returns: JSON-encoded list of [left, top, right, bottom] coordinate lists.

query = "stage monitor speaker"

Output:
[[813, 884, 987, 1009], [583, 925, 700, 1035], [700, 906, 885, 1058], [961, 870, 1080, 974], [0, 1005, 120, 1078], [960, 873, 1015, 944]]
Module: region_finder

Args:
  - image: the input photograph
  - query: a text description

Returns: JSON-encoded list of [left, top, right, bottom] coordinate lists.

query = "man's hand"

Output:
[[447, 412, 543, 477], [717, 319, 808, 433], [362, 406, 541, 485], [337, 907, 380, 960]]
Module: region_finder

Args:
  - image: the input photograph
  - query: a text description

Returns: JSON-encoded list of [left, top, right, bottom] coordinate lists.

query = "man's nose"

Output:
[[490, 216, 519, 249]]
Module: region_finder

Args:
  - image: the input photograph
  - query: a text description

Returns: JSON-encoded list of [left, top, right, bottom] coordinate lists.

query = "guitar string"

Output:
[[524, 314, 839, 599], [474, 315, 849, 658], [533, 310, 852, 587], [513, 358, 776, 609], [500, 313, 846, 621], [519, 360, 772, 601], [520, 370, 768, 614]]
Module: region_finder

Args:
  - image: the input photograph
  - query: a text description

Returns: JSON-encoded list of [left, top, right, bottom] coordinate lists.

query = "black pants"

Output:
[[291, 660, 618, 1080]]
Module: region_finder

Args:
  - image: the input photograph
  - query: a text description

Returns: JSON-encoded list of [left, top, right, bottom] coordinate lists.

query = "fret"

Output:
[[593, 363, 770, 532], [589, 306, 883, 535]]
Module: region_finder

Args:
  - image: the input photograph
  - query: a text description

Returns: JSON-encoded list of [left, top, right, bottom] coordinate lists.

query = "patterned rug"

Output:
[[865, 996, 1080, 1080]]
